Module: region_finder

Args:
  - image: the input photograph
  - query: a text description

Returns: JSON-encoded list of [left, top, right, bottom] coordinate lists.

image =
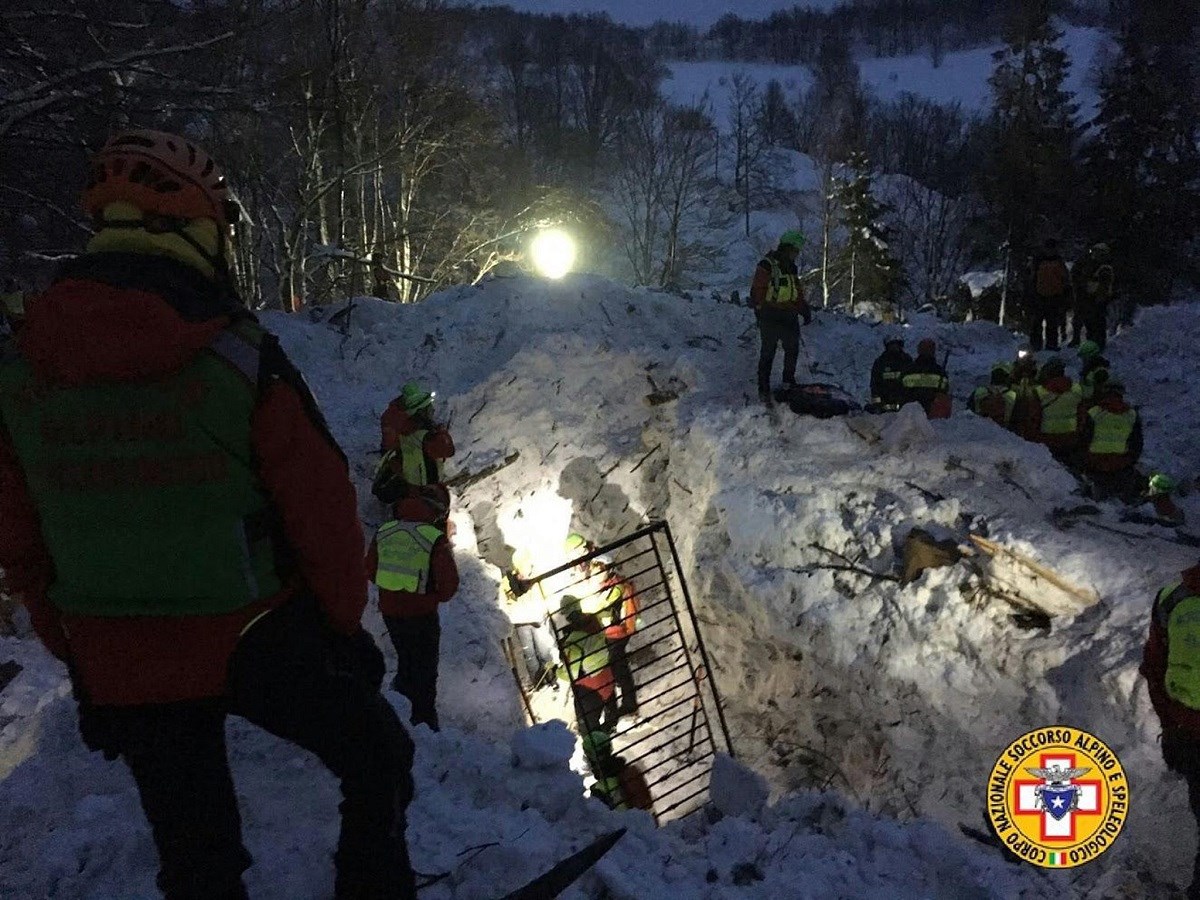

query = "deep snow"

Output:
[[2, 270, 1198, 898]]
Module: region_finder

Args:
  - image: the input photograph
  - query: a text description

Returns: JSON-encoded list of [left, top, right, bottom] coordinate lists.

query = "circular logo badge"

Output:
[[986, 726, 1129, 869]]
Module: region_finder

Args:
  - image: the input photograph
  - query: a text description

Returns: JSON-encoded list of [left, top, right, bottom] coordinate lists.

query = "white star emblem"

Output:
[[1051, 796, 1065, 809]]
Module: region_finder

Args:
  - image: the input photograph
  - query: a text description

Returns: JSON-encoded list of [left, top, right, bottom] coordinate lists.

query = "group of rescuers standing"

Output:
[[0, 134, 1194, 897]]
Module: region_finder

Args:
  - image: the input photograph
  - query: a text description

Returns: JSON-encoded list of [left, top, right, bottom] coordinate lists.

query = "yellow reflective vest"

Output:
[[1155, 583, 1200, 710], [763, 257, 799, 306], [374, 520, 443, 592], [1035, 384, 1083, 435], [1087, 407, 1136, 455]]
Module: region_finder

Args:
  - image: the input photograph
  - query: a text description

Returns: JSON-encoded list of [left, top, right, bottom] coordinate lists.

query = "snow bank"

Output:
[[3, 274, 1198, 897]]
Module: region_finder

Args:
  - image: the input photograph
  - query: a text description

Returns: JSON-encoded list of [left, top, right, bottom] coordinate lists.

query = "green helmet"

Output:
[[779, 229, 805, 250], [564, 532, 588, 555], [400, 381, 434, 414], [559, 594, 582, 617], [991, 361, 1014, 376], [581, 730, 612, 759], [1077, 340, 1101, 360], [1149, 473, 1176, 495]]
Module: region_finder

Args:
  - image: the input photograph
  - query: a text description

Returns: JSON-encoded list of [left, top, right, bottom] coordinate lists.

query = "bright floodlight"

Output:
[[531, 229, 576, 280]]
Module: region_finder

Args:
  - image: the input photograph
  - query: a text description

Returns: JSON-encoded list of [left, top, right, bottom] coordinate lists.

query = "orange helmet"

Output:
[[83, 130, 232, 226]]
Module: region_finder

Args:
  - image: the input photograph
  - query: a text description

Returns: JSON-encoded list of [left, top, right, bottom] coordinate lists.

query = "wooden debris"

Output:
[[445, 451, 520, 490], [967, 534, 1100, 616]]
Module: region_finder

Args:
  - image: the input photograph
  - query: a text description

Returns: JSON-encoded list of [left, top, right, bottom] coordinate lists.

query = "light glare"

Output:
[[531, 229, 576, 280]]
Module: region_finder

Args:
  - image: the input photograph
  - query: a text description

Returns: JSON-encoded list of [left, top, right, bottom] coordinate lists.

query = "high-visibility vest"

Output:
[[1035, 384, 1083, 435], [601, 578, 641, 638], [1155, 583, 1200, 710], [1087, 407, 1136, 456], [374, 520, 443, 592], [0, 320, 283, 617], [593, 775, 627, 810], [763, 257, 799, 306], [563, 627, 610, 682], [902, 371, 949, 392], [1081, 367, 1109, 402], [970, 385, 1015, 426], [378, 430, 442, 489]]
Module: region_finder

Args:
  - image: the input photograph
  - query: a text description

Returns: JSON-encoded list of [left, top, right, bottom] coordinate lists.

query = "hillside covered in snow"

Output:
[[2, 273, 1198, 898]]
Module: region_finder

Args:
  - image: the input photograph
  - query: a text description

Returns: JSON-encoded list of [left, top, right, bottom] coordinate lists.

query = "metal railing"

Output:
[[517, 521, 734, 824]]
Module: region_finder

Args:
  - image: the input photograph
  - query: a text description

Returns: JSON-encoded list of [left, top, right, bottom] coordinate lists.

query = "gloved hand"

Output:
[[328, 627, 386, 690]]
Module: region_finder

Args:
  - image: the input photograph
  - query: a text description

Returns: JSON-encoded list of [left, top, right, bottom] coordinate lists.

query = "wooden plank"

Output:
[[968, 535, 1100, 613]]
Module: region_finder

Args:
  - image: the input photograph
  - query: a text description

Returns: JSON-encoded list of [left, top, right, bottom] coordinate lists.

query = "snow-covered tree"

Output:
[[981, 0, 1080, 252], [833, 152, 904, 313], [1083, 0, 1200, 300]]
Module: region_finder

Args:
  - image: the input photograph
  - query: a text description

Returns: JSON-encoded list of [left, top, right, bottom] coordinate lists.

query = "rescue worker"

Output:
[[1027, 238, 1072, 351], [581, 730, 653, 813], [968, 363, 1016, 428], [367, 490, 459, 730], [1141, 561, 1200, 899], [373, 381, 455, 504], [748, 230, 811, 403], [501, 549, 558, 691], [1077, 340, 1111, 403], [1079, 380, 1143, 501], [868, 336, 912, 411], [558, 595, 619, 734], [1144, 474, 1187, 527], [1026, 357, 1084, 461], [1070, 243, 1114, 350], [0, 130, 415, 899], [1008, 348, 1040, 436], [901, 338, 950, 418]]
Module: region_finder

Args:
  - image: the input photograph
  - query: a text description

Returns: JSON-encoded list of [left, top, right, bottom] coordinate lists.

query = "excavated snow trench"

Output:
[[462, 392, 1189, 898]]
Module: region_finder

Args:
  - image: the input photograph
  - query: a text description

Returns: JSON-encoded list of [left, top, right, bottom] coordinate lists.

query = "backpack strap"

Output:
[[208, 319, 263, 389]]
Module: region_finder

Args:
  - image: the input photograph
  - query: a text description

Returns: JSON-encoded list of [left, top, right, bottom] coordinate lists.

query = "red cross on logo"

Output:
[[1013, 752, 1104, 842]]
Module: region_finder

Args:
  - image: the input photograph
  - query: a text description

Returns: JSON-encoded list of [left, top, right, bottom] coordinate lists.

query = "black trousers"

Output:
[[572, 683, 620, 734], [93, 602, 416, 900], [1071, 305, 1108, 350], [757, 313, 799, 393], [1028, 300, 1065, 351], [1163, 730, 1200, 897], [608, 638, 639, 712], [383, 611, 441, 731]]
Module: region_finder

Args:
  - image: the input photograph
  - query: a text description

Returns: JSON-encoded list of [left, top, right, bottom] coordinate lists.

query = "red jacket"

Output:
[[0, 255, 367, 706], [380, 400, 456, 460], [365, 497, 458, 618], [1142, 565, 1200, 741]]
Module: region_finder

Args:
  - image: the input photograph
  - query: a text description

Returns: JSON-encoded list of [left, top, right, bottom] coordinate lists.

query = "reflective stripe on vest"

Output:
[[0, 322, 282, 617], [1036, 384, 1083, 435], [1088, 407, 1136, 455], [564, 628, 610, 681], [902, 372, 948, 391], [1156, 583, 1200, 710], [881, 368, 904, 382], [375, 520, 443, 593], [764, 258, 798, 306]]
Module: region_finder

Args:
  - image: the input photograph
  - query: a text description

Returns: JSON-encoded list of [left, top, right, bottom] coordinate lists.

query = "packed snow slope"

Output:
[[1, 274, 1196, 898]]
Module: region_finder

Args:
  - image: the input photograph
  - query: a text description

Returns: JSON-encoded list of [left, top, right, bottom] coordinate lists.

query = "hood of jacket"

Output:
[[18, 253, 242, 386]]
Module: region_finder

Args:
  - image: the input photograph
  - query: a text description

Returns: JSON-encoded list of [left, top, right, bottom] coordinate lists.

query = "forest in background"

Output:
[[0, 0, 1196, 315]]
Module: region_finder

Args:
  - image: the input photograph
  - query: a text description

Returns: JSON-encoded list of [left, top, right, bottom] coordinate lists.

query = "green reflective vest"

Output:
[[1156, 583, 1200, 710], [377, 429, 441, 488], [971, 385, 1016, 425], [374, 520, 443, 592], [763, 258, 799, 306], [902, 371, 949, 392], [593, 775, 627, 810], [563, 627, 610, 681], [1087, 407, 1136, 456], [0, 321, 283, 617], [1081, 367, 1109, 402], [1035, 384, 1083, 435]]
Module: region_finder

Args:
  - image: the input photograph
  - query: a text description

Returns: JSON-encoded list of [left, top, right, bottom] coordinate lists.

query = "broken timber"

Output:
[[967, 534, 1100, 617], [445, 451, 520, 490]]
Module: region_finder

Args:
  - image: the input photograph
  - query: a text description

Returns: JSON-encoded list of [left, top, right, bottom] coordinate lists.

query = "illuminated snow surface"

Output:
[[2, 271, 1197, 897]]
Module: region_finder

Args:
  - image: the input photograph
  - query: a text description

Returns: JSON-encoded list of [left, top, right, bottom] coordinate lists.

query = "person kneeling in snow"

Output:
[[901, 338, 951, 419], [1079, 379, 1143, 502], [968, 363, 1016, 428], [1024, 357, 1085, 463], [581, 730, 653, 813], [1142, 562, 1200, 899], [0, 130, 416, 900], [868, 336, 912, 412], [368, 489, 459, 730]]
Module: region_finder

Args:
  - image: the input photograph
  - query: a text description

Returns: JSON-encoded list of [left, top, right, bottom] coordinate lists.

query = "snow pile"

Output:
[[3, 273, 1200, 897]]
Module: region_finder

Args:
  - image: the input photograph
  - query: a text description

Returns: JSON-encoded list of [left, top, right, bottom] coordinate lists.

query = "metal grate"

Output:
[[517, 521, 734, 824]]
